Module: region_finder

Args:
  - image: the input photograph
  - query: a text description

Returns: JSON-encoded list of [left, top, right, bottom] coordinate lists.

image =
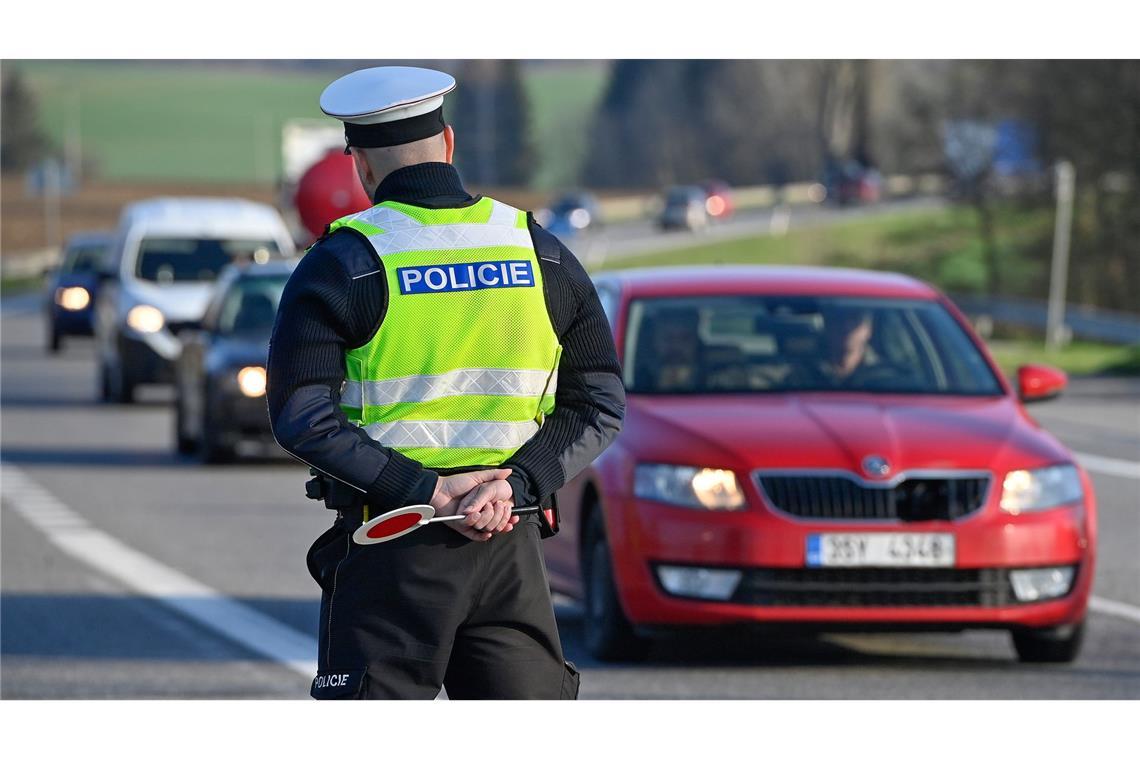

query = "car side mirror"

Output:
[[1017, 364, 1067, 403]]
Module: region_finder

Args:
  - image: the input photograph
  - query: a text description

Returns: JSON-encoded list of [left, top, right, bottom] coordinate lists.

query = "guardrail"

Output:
[[592, 173, 949, 224], [951, 293, 1140, 346], [0, 247, 58, 280]]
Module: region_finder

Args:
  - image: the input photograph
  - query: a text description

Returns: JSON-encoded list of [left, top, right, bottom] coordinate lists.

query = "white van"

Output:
[[95, 197, 296, 403]]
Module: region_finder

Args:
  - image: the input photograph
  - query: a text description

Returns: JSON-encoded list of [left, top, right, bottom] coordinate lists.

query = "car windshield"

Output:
[[215, 276, 289, 336], [551, 197, 588, 215], [62, 241, 110, 274], [135, 238, 279, 283], [624, 295, 1003, 396], [666, 187, 702, 205]]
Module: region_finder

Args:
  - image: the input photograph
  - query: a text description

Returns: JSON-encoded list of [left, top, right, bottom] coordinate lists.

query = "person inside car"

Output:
[[820, 306, 875, 383]]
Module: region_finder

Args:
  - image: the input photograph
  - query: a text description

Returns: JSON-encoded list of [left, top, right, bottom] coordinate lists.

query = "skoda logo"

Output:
[[862, 455, 891, 478]]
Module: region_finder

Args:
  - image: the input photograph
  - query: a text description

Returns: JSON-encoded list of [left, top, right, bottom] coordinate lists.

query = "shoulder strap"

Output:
[[528, 212, 563, 265]]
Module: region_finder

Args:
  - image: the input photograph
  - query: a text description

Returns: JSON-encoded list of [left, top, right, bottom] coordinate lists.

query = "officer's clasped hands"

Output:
[[429, 468, 520, 542], [458, 479, 517, 535]]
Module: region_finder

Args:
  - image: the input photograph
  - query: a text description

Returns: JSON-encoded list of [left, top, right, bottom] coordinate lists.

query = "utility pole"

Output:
[[1046, 160, 1075, 351], [43, 158, 62, 253], [65, 92, 82, 184], [476, 67, 497, 187]]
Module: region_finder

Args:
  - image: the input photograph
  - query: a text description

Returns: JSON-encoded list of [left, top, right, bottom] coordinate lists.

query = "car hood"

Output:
[[125, 281, 215, 322], [624, 393, 1073, 475], [206, 334, 270, 373], [53, 271, 101, 291]]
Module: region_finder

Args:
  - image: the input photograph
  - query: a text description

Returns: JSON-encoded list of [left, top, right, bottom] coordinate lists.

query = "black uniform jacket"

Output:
[[266, 162, 625, 513]]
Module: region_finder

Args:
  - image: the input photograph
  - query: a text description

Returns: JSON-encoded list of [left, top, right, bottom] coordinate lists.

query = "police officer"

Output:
[[266, 66, 625, 699]]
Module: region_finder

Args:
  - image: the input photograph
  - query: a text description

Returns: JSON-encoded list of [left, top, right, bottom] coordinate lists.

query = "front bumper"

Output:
[[610, 495, 1093, 631], [50, 305, 95, 336], [119, 333, 175, 385], [209, 383, 275, 448]]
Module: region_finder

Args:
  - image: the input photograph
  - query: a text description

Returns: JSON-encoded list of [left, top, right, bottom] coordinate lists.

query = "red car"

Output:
[[547, 266, 1096, 664]]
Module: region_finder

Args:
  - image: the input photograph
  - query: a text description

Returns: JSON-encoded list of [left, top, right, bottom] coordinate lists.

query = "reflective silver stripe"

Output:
[[340, 380, 363, 409], [361, 419, 539, 450], [365, 224, 533, 256], [487, 199, 519, 227], [347, 204, 425, 231], [342, 367, 555, 407]]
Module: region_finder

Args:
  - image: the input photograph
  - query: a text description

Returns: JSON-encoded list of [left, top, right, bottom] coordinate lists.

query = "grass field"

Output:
[[985, 339, 1140, 377], [595, 203, 1139, 376], [522, 62, 609, 190], [11, 60, 608, 188]]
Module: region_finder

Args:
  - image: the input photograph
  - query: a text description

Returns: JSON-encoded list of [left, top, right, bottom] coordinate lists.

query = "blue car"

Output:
[[537, 192, 602, 241], [44, 231, 113, 353]]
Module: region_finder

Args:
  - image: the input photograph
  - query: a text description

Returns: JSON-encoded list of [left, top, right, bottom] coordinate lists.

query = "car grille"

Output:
[[754, 473, 989, 522], [165, 320, 198, 336], [730, 567, 1015, 607]]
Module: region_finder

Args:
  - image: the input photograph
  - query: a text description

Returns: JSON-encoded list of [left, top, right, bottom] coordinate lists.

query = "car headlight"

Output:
[[237, 366, 267, 398], [55, 286, 90, 311], [1000, 464, 1083, 514], [126, 304, 165, 333], [634, 464, 745, 510]]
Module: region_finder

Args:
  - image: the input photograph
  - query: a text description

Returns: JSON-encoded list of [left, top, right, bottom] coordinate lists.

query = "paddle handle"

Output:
[[430, 505, 543, 523]]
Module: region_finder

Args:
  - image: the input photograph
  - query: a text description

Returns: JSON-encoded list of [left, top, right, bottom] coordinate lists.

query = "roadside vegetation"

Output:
[[598, 203, 1139, 377], [1, 276, 42, 296], [985, 339, 1140, 378], [597, 203, 1054, 299]]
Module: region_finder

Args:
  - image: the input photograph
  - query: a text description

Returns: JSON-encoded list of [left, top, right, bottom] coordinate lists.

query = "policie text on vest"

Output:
[[397, 260, 534, 295]]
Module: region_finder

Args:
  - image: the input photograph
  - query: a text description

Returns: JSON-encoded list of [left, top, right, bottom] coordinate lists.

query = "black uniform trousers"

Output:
[[306, 509, 580, 699]]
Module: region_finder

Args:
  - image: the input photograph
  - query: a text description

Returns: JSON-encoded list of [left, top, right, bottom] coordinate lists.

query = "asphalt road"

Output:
[[2, 298, 1138, 699]]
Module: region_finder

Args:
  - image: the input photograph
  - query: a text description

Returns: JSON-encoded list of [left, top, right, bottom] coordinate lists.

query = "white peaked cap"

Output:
[[320, 66, 457, 126]]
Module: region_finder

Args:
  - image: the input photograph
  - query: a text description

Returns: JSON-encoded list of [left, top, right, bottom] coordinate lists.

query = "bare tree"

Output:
[[1, 67, 52, 172]]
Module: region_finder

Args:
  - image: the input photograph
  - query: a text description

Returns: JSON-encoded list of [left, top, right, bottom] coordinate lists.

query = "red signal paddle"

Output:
[[352, 504, 542, 545]]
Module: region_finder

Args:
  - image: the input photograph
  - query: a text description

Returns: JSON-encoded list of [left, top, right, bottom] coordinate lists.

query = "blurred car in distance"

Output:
[[822, 159, 883, 206], [659, 185, 710, 231], [43, 231, 113, 353], [95, 197, 296, 403], [700, 180, 734, 220], [550, 265, 1096, 665], [174, 260, 296, 462], [536, 191, 602, 239]]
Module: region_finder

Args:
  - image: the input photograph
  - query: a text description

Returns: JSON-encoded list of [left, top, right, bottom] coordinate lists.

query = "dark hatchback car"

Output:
[[659, 185, 711, 231], [174, 260, 296, 462], [44, 231, 113, 352]]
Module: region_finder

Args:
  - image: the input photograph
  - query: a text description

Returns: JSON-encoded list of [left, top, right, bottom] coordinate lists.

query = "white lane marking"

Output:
[[0, 463, 318, 680], [1075, 452, 1140, 480], [4, 461, 1137, 686], [1090, 597, 1140, 625]]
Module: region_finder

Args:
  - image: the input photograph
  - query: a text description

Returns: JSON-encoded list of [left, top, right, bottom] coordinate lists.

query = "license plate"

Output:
[[806, 533, 955, 568]]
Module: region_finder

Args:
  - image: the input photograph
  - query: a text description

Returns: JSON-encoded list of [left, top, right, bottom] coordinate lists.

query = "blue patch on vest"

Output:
[[396, 260, 534, 295]]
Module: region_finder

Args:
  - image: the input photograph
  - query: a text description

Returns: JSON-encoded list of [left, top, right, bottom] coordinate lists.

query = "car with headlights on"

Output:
[[43, 231, 113, 352], [174, 260, 296, 462], [535, 192, 603, 239], [95, 197, 295, 403], [549, 265, 1096, 664]]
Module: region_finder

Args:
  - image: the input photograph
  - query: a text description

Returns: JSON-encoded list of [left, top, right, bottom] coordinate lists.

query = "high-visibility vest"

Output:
[[328, 196, 562, 469]]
